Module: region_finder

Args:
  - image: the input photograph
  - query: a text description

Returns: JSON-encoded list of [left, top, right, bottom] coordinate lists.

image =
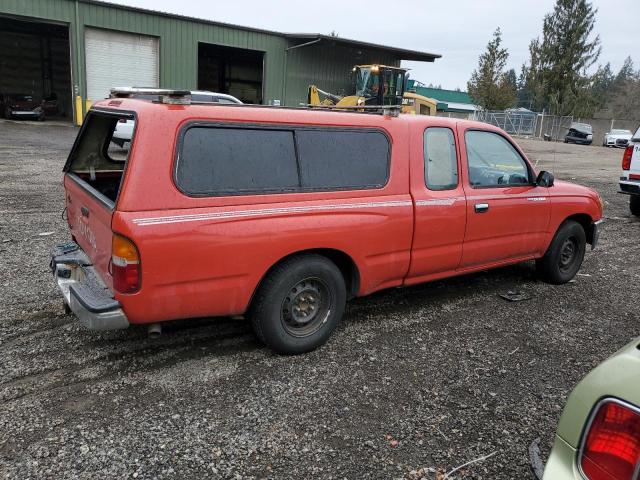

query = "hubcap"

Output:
[[281, 278, 331, 337], [558, 237, 578, 272]]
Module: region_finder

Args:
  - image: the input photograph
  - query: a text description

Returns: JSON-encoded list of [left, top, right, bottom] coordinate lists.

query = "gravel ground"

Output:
[[0, 119, 639, 479]]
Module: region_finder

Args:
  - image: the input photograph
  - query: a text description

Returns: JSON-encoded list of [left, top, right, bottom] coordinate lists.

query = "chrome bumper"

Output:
[[50, 243, 129, 331], [591, 219, 603, 250]]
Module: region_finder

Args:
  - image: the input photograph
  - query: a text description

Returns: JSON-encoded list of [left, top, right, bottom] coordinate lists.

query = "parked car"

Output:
[[603, 128, 633, 148], [619, 125, 640, 216], [1, 93, 45, 121], [110, 88, 242, 147], [42, 93, 62, 117], [542, 337, 640, 479], [565, 123, 593, 145], [51, 90, 603, 354]]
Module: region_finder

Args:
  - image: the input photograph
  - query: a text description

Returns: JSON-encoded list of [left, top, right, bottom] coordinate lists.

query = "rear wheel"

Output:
[[250, 254, 346, 354], [630, 196, 640, 217], [536, 220, 586, 284]]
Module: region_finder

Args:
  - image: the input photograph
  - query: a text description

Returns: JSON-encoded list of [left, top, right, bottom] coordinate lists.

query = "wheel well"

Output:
[[252, 249, 360, 307], [564, 214, 594, 244]]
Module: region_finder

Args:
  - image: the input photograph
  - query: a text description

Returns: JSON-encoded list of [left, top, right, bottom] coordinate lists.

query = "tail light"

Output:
[[580, 399, 640, 480], [622, 146, 633, 170], [112, 234, 140, 293]]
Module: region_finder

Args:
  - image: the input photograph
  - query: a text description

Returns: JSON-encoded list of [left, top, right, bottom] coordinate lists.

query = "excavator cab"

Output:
[[353, 65, 407, 106]]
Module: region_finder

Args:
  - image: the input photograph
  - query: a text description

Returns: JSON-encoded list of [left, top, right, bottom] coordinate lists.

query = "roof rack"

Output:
[[109, 87, 191, 104], [299, 103, 402, 117], [107, 88, 401, 116]]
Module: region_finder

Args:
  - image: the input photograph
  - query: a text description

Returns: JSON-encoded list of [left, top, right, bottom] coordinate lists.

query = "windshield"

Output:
[[11, 95, 34, 101], [611, 129, 632, 135], [355, 68, 379, 98], [571, 123, 592, 133]]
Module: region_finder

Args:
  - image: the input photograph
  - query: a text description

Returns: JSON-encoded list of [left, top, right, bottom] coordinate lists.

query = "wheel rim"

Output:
[[281, 277, 331, 338], [558, 236, 579, 273]]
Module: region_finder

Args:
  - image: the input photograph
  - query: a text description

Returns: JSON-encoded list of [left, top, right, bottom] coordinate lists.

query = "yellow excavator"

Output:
[[307, 64, 437, 115]]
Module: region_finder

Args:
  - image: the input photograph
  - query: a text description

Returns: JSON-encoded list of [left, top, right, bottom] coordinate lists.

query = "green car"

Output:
[[542, 337, 640, 479]]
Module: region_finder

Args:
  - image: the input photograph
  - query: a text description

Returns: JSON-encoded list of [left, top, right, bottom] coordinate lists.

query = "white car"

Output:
[[619, 125, 640, 216], [603, 128, 632, 148], [111, 90, 243, 148]]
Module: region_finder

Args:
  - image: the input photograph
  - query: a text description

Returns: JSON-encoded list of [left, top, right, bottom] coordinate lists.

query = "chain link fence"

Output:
[[472, 110, 538, 136], [471, 110, 577, 141]]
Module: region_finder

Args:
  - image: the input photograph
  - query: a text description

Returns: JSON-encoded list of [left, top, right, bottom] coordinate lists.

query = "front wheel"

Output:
[[250, 254, 346, 354], [630, 196, 640, 217], [536, 220, 586, 284]]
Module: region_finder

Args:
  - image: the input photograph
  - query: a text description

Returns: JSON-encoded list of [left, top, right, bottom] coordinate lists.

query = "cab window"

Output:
[[424, 127, 458, 190], [465, 130, 530, 187]]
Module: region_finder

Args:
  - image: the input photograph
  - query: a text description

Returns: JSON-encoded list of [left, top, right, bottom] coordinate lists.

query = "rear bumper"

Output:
[[542, 435, 580, 479], [591, 220, 603, 250], [619, 180, 640, 195], [50, 242, 129, 331]]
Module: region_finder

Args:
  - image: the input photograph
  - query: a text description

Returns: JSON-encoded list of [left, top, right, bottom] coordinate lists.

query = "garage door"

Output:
[[85, 28, 158, 102]]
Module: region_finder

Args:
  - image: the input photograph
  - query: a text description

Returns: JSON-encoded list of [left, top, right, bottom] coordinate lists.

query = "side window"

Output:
[[424, 127, 458, 190], [191, 94, 214, 103], [176, 127, 299, 195], [295, 130, 389, 189], [465, 130, 530, 187]]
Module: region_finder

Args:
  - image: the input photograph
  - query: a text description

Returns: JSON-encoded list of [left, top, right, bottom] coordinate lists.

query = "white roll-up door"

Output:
[[85, 28, 159, 102]]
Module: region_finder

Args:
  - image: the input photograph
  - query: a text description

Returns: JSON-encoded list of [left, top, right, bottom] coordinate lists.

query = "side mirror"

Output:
[[536, 170, 554, 187]]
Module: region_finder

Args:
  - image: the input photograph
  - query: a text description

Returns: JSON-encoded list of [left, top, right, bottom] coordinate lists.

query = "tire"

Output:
[[536, 220, 586, 284], [630, 196, 640, 217], [250, 254, 346, 354]]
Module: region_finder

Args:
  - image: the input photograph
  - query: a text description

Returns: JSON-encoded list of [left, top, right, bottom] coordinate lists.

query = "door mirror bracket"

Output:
[[536, 171, 554, 188]]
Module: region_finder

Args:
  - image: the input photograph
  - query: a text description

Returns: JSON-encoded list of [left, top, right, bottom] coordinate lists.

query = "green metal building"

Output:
[[0, 0, 440, 124], [406, 80, 478, 114]]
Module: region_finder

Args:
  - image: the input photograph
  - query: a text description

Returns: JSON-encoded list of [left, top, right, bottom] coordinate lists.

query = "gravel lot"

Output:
[[1, 119, 638, 479]]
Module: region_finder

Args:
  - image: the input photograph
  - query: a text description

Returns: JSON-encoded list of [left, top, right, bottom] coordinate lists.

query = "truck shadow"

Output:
[[97, 261, 540, 361]]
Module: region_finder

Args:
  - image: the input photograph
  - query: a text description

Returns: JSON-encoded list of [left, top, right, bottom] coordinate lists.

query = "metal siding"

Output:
[[284, 41, 400, 106]]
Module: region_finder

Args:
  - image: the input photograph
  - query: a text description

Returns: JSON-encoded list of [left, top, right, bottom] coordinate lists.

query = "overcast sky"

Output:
[[109, 0, 639, 91]]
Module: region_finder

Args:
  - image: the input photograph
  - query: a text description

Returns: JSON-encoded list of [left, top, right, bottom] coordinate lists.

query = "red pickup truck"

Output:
[[51, 92, 603, 354]]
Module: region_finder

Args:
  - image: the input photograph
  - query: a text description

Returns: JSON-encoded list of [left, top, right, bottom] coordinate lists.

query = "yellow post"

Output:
[[75, 96, 83, 125], [85, 99, 93, 113]]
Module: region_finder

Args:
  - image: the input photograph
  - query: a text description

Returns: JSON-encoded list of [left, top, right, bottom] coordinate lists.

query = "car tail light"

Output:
[[112, 234, 140, 293], [580, 400, 640, 480], [622, 146, 633, 170]]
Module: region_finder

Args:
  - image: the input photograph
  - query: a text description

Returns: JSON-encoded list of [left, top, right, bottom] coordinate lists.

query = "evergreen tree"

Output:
[[467, 28, 516, 110], [523, 0, 601, 115]]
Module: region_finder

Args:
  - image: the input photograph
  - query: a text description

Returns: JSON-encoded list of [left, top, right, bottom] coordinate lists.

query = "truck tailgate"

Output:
[[65, 174, 114, 288]]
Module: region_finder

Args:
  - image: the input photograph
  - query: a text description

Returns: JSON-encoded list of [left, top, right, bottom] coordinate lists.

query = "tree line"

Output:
[[467, 0, 639, 119]]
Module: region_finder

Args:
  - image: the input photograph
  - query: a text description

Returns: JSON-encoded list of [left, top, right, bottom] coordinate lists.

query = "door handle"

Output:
[[80, 206, 90, 217], [474, 203, 489, 213]]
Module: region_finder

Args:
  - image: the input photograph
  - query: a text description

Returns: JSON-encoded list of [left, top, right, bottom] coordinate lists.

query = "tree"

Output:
[[523, 0, 601, 115], [609, 57, 640, 119], [467, 28, 516, 110]]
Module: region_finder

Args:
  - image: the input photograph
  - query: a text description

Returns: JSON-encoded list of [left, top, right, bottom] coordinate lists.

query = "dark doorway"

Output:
[[0, 16, 72, 121], [198, 43, 263, 104]]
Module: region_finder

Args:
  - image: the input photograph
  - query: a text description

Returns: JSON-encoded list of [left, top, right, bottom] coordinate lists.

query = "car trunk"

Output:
[[63, 109, 134, 288]]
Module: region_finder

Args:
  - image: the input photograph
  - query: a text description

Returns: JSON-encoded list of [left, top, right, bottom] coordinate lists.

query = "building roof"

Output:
[[406, 81, 477, 112], [80, 1, 441, 62], [286, 34, 440, 62]]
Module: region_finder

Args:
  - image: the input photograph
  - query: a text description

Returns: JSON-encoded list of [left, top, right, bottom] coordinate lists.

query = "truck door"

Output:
[[406, 124, 467, 285], [457, 126, 550, 268]]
